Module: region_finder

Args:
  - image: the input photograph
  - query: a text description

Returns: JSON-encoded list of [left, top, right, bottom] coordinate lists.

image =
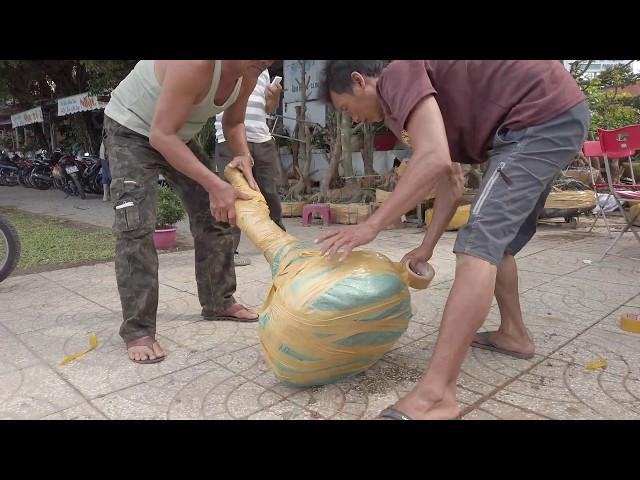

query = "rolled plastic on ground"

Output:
[[544, 190, 596, 209], [225, 166, 432, 387]]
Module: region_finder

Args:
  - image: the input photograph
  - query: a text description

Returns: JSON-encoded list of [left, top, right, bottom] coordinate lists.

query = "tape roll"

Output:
[[405, 260, 435, 290], [620, 313, 640, 334]]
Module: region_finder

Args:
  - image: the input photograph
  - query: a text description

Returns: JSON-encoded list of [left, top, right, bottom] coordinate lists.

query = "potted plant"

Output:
[[154, 186, 185, 250]]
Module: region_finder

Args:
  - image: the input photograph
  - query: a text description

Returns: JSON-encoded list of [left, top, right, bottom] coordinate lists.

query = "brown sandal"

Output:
[[126, 335, 165, 364], [202, 303, 259, 322]]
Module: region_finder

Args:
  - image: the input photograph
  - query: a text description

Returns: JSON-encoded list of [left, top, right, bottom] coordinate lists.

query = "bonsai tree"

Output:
[[156, 186, 185, 229]]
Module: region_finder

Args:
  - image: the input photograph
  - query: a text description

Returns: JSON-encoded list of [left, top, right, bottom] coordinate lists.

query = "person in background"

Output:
[[99, 139, 111, 201], [214, 68, 284, 266]]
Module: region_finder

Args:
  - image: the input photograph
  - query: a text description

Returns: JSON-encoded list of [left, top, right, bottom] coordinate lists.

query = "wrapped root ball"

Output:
[[225, 166, 433, 386], [260, 244, 413, 386]]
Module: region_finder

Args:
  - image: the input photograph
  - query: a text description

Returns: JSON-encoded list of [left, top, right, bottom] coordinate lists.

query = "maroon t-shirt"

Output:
[[376, 60, 586, 164]]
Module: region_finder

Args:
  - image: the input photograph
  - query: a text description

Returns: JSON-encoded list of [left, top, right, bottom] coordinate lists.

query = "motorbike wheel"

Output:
[[30, 172, 51, 190], [4, 175, 19, 186], [90, 174, 103, 194], [62, 178, 75, 196], [25, 171, 35, 188], [70, 172, 86, 199], [34, 180, 51, 190], [0, 212, 21, 283], [54, 178, 66, 191]]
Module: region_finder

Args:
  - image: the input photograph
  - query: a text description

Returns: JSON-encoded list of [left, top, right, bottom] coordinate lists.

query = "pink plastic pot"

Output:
[[153, 227, 177, 250]]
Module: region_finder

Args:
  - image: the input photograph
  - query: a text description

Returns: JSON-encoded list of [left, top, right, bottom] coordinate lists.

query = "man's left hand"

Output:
[[266, 83, 283, 102], [315, 222, 379, 261]]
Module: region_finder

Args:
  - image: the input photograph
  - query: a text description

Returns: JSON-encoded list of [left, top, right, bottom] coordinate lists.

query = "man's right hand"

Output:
[[208, 182, 252, 226], [401, 244, 434, 271]]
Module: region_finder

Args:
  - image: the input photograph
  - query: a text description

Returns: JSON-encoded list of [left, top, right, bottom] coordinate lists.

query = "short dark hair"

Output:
[[319, 60, 388, 104]]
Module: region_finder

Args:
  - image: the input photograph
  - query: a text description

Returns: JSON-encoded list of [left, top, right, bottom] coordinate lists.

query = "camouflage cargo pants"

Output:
[[103, 116, 236, 342]]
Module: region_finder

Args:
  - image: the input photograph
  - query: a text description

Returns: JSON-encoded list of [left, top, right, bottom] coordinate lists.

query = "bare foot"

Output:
[[126, 336, 165, 363], [473, 330, 535, 357], [227, 305, 258, 320], [202, 303, 259, 322]]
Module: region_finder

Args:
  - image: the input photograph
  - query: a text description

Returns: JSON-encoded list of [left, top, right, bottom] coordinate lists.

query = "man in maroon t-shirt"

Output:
[[317, 60, 589, 420]]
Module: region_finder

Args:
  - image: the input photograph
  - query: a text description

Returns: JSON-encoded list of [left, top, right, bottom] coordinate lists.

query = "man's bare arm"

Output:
[[421, 162, 465, 251], [149, 61, 225, 193], [367, 95, 455, 232]]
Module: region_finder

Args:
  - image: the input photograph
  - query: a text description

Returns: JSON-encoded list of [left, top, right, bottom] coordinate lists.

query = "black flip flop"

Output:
[[377, 406, 414, 420], [471, 331, 535, 360]]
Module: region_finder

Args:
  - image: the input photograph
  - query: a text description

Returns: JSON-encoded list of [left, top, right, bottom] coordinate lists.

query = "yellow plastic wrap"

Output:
[[544, 190, 596, 209], [630, 204, 640, 227], [225, 166, 433, 386], [585, 358, 607, 370], [329, 203, 374, 225], [60, 334, 97, 365], [425, 204, 470, 231], [281, 201, 306, 218], [620, 313, 640, 333]]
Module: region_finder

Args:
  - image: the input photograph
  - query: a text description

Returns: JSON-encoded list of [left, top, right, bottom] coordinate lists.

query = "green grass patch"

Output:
[[0, 207, 116, 272]]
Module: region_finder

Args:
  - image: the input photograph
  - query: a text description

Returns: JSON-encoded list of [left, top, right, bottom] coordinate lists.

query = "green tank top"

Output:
[[105, 60, 242, 142]]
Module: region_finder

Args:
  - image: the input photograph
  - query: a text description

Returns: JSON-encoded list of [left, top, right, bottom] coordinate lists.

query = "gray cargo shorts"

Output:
[[453, 101, 590, 265]]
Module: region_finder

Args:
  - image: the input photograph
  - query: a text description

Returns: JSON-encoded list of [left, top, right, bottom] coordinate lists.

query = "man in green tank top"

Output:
[[103, 60, 273, 364]]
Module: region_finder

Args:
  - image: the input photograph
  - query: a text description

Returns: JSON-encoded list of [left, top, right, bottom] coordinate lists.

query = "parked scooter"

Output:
[[0, 150, 20, 186]]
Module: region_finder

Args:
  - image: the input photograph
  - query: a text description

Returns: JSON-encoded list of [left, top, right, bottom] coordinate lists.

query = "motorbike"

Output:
[[0, 151, 20, 187], [78, 152, 103, 195], [26, 150, 53, 190], [52, 152, 89, 199], [16, 156, 35, 188]]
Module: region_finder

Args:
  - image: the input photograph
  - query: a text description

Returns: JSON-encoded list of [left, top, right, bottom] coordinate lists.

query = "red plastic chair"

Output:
[[583, 140, 633, 236], [582, 141, 603, 158], [595, 125, 640, 261]]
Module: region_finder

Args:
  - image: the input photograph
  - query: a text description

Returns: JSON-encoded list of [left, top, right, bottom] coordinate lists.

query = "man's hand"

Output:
[[265, 83, 283, 114], [315, 222, 378, 261], [208, 182, 252, 226], [228, 154, 259, 191], [401, 244, 434, 271], [266, 83, 283, 101]]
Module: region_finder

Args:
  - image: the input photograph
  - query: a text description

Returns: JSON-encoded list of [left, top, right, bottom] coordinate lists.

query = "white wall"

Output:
[[279, 59, 410, 181], [282, 100, 326, 134], [279, 149, 410, 181], [283, 60, 326, 102], [281, 60, 328, 134]]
